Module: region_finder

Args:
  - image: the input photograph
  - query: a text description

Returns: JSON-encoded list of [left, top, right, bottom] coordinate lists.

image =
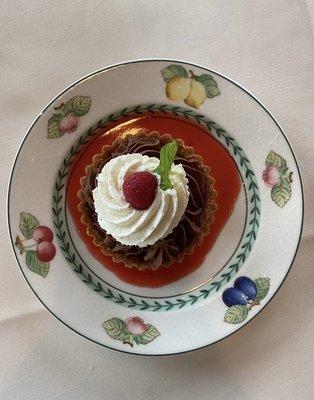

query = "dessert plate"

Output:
[[7, 59, 303, 355]]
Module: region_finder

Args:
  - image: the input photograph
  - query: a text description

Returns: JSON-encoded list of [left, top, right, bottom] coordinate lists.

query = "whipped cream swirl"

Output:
[[93, 153, 189, 247]]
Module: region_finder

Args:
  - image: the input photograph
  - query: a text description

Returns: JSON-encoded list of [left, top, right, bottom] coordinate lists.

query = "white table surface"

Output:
[[1, 1, 313, 399]]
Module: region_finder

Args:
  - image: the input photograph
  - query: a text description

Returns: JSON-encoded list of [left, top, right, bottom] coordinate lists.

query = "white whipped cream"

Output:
[[93, 153, 189, 247]]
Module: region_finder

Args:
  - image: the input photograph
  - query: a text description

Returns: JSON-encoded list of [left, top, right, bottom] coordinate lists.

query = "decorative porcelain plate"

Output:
[[7, 60, 303, 355]]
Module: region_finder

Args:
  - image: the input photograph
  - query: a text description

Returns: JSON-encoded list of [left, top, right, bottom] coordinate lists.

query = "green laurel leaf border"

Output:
[[52, 104, 260, 311]]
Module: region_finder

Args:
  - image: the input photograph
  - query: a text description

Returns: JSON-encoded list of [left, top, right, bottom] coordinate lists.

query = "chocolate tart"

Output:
[[78, 131, 217, 270]]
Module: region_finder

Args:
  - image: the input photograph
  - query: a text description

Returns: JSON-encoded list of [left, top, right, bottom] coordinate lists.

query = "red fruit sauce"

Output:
[[66, 113, 241, 287]]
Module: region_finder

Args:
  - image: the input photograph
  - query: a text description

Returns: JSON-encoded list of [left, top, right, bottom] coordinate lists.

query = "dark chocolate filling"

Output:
[[80, 133, 216, 269]]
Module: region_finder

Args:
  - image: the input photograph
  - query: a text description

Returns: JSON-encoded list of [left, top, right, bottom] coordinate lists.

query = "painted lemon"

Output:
[[166, 76, 191, 101], [184, 80, 206, 109]]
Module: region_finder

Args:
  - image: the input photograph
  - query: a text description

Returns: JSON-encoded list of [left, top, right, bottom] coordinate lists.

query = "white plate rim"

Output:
[[6, 58, 304, 356]]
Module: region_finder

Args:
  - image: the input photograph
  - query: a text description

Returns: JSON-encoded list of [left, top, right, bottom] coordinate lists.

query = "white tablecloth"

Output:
[[1, 1, 313, 399]]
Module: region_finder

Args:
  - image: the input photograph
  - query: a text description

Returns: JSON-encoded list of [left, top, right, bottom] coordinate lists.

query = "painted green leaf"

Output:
[[19, 212, 39, 239], [271, 177, 291, 207], [195, 74, 220, 98], [134, 324, 160, 345], [224, 305, 248, 324], [161, 64, 188, 82], [154, 141, 178, 190], [254, 278, 270, 302], [286, 171, 293, 183], [62, 96, 91, 117], [102, 318, 134, 346], [25, 250, 49, 277], [47, 114, 63, 139], [266, 150, 287, 172]]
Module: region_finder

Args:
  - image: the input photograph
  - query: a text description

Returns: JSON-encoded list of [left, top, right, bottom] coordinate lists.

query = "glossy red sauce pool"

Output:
[[67, 113, 241, 287]]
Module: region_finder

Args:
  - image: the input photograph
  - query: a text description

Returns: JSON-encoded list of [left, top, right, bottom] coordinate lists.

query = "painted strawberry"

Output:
[[125, 317, 147, 335], [262, 165, 280, 187], [59, 114, 81, 134]]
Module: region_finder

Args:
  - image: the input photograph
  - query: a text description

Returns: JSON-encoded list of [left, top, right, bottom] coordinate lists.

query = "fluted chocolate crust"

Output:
[[78, 131, 217, 270]]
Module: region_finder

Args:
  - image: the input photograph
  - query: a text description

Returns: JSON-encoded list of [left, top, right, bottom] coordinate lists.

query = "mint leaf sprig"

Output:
[[154, 141, 178, 190]]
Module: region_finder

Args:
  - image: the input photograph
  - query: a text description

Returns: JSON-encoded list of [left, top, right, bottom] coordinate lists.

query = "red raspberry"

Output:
[[123, 172, 158, 210]]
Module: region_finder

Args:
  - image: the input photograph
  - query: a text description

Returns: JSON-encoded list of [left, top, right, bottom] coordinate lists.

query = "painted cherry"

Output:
[[262, 165, 280, 187], [125, 317, 147, 335], [32, 226, 54, 243], [37, 241, 56, 262], [59, 114, 80, 134]]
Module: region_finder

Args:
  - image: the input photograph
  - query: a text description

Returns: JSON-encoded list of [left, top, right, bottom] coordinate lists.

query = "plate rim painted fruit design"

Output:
[[7, 59, 304, 356], [52, 104, 260, 311]]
